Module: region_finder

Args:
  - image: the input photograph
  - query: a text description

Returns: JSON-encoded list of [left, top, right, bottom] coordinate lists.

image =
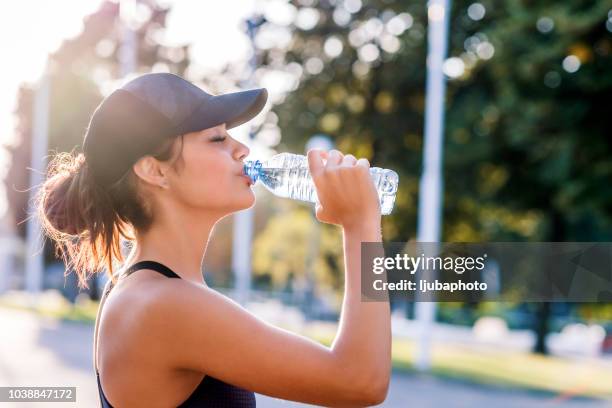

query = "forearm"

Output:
[[331, 220, 391, 381]]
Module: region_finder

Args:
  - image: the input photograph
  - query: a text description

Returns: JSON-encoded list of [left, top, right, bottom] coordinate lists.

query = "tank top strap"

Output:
[[123, 260, 182, 279]]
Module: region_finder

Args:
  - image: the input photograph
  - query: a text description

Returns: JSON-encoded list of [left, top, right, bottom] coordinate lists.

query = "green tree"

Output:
[[255, 0, 612, 353]]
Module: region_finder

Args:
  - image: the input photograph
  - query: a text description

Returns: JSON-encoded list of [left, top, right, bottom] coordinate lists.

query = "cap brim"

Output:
[[177, 88, 268, 134]]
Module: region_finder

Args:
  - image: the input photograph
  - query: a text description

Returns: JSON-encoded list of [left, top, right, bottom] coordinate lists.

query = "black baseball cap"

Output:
[[83, 73, 268, 188]]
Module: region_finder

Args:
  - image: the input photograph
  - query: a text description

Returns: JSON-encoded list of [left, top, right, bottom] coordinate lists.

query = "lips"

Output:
[[238, 163, 254, 185], [240, 174, 253, 185]]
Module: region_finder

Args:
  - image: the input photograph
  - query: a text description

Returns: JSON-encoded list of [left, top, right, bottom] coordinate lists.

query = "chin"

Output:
[[227, 191, 256, 213], [239, 191, 256, 210]]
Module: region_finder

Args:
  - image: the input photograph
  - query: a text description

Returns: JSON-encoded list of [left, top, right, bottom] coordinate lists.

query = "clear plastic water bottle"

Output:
[[243, 152, 399, 215]]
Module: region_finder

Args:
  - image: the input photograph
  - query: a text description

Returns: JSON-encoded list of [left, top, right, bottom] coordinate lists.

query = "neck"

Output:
[[129, 208, 222, 285]]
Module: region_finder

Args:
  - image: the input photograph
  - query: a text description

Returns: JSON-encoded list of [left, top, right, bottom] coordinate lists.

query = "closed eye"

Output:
[[210, 135, 226, 142]]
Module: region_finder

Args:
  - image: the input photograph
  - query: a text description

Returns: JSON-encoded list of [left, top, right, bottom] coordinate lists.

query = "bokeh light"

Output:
[[324, 37, 344, 58], [536, 17, 555, 34], [358, 43, 380, 63], [295, 7, 320, 30], [332, 7, 351, 26], [562, 55, 581, 73], [467, 3, 486, 21], [443, 57, 465, 79], [386, 13, 413, 36], [476, 41, 495, 60], [343, 0, 362, 14]]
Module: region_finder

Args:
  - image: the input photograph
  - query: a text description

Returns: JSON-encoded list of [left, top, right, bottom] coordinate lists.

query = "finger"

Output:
[[356, 157, 370, 169], [342, 154, 357, 166], [326, 149, 343, 169], [307, 149, 325, 178]]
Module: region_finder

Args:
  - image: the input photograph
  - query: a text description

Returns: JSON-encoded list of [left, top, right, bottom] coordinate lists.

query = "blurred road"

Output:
[[0, 307, 608, 408]]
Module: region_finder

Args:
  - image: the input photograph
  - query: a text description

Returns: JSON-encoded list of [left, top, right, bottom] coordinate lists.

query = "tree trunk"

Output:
[[533, 209, 565, 354]]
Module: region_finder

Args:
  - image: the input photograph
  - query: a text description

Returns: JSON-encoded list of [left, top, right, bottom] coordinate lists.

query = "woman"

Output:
[[37, 73, 391, 407]]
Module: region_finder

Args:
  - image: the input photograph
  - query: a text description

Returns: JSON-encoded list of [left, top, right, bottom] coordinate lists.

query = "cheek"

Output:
[[173, 151, 239, 207]]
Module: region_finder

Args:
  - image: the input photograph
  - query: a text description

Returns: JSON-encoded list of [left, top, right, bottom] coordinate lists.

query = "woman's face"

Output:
[[162, 123, 254, 216]]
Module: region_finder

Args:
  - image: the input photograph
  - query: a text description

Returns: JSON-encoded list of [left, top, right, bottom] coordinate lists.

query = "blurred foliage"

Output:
[[257, 0, 611, 245], [6, 0, 189, 240], [250, 0, 612, 349], [253, 204, 343, 290]]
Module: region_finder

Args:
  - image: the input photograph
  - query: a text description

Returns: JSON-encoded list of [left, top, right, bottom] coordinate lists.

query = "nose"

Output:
[[234, 139, 250, 162]]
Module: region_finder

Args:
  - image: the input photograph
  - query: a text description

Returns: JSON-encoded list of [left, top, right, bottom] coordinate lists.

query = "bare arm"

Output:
[[310, 148, 391, 396], [331, 222, 391, 400]]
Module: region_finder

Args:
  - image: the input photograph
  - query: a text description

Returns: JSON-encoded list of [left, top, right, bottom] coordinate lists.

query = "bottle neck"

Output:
[[244, 160, 262, 183]]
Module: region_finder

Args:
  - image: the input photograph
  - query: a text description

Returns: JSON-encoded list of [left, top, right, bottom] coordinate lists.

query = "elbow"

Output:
[[351, 369, 390, 406], [362, 375, 390, 406], [333, 353, 391, 406]]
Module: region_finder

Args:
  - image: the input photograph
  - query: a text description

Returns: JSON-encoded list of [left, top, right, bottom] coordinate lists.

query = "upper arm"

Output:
[[139, 281, 384, 407]]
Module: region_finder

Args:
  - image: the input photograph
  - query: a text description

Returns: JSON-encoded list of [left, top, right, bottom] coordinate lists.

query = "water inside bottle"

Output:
[[244, 154, 399, 215], [257, 166, 319, 203]]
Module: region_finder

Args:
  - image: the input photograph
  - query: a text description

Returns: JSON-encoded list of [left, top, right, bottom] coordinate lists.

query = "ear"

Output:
[[132, 156, 169, 189]]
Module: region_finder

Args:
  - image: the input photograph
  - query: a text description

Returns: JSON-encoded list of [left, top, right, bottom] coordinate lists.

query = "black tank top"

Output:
[[95, 261, 257, 407]]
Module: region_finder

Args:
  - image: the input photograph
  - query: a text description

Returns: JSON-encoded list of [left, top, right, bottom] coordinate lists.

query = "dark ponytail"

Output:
[[36, 152, 134, 289], [37, 136, 183, 289]]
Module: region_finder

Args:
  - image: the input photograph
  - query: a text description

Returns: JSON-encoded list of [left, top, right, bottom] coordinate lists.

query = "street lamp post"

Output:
[[24, 67, 50, 301], [303, 135, 334, 318], [119, 0, 138, 77], [414, 0, 451, 371]]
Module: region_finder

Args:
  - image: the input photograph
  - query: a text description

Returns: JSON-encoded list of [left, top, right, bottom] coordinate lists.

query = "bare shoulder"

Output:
[[139, 278, 251, 333], [101, 276, 208, 341], [100, 276, 215, 366], [115, 277, 212, 326], [128, 278, 255, 368], [136, 277, 221, 315], [125, 278, 234, 339], [109, 274, 205, 308]]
